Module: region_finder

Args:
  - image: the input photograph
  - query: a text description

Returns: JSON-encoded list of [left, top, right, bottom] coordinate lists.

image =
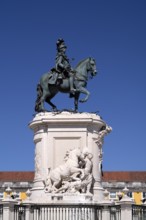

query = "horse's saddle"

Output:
[[48, 68, 74, 85], [48, 68, 60, 85]]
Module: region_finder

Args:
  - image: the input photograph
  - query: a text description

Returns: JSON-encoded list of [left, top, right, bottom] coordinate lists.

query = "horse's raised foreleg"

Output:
[[78, 87, 90, 103], [70, 167, 85, 180]]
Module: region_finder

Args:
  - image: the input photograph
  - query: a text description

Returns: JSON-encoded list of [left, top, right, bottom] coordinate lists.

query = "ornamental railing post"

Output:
[[117, 187, 135, 220], [24, 204, 33, 220], [22, 190, 33, 220], [102, 205, 111, 220], [1, 200, 17, 220]]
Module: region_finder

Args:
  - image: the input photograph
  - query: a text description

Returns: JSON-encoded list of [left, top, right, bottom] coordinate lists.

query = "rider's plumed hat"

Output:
[[56, 38, 67, 50]]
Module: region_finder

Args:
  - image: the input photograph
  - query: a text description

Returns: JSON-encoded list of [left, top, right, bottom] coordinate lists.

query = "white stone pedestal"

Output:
[[29, 111, 111, 203]]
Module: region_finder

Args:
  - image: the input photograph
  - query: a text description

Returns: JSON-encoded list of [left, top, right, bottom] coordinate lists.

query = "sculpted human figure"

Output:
[[55, 38, 76, 95], [54, 180, 83, 194], [82, 153, 93, 194], [63, 149, 70, 162]]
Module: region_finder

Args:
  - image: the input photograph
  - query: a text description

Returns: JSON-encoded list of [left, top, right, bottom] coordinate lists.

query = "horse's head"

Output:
[[87, 57, 97, 77], [71, 148, 82, 158]]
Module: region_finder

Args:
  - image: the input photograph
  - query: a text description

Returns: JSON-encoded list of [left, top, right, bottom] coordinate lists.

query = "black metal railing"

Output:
[[110, 205, 121, 220], [31, 204, 103, 220], [14, 205, 26, 220], [0, 205, 3, 220], [132, 205, 146, 220]]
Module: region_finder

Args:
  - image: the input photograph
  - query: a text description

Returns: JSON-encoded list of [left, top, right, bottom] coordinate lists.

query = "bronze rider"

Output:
[[55, 39, 76, 95]]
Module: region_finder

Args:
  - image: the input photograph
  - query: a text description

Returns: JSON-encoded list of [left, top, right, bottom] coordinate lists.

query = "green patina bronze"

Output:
[[35, 39, 97, 112]]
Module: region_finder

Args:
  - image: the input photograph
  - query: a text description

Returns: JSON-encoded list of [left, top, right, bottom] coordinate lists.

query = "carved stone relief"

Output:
[[44, 148, 93, 194], [95, 125, 112, 175], [34, 146, 42, 179]]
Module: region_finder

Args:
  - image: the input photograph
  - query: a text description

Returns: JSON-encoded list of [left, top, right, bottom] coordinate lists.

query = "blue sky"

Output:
[[0, 0, 146, 171]]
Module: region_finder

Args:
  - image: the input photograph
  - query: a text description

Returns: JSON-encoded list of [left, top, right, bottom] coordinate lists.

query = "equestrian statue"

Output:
[[35, 39, 97, 112]]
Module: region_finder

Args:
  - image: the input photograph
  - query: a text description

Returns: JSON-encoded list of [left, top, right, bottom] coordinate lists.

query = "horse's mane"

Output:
[[75, 58, 89, 69]]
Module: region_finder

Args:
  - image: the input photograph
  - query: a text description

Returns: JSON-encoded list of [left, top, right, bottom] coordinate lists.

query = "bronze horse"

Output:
[[35, 57, 97, 112]]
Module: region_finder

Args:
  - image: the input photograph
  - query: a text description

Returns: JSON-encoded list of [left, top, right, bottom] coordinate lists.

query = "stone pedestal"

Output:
[[29, 111, 111, 203]]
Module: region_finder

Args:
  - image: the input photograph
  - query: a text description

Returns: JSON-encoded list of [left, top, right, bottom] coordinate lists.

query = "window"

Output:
[[110, 192, 116, 199], [142, 192, 146, 199], [127, 192, 133, 198], [0, 193, 3, 199]]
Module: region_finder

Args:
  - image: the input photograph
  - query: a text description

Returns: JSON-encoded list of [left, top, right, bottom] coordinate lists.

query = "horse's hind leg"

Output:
[[39, 93, 47, 111], [44, 85, 59, 111], [38, 89, 51, 112], [39, 86, 57, 112], [46, 97, 58, 111]]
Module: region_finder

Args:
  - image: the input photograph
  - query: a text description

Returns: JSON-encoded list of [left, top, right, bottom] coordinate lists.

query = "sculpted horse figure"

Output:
[[44, 148, 85, 192], [35, 57, 97, 112]]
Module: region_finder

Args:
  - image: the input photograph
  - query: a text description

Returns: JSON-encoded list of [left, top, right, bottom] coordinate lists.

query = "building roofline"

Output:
[[0, 171, 146, 182], [102, 171, 146, 182]]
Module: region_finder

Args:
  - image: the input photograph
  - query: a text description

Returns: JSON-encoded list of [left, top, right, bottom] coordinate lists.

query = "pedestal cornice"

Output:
[[29, 112, 106, 132]]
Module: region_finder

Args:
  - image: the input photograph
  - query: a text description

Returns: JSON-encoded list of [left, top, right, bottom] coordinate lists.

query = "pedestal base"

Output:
[[29, 111, 111, 203], [31, 193, 93, 204]]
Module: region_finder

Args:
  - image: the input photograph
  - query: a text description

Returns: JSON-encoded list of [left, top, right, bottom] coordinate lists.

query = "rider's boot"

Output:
[[57, 73, 63, 85]]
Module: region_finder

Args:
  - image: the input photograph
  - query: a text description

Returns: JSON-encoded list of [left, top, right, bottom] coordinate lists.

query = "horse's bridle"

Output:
[[87, 58, 97, 76]]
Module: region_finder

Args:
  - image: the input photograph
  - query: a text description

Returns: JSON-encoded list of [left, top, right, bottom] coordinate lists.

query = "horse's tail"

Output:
[[35, 83, 43, 112]]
